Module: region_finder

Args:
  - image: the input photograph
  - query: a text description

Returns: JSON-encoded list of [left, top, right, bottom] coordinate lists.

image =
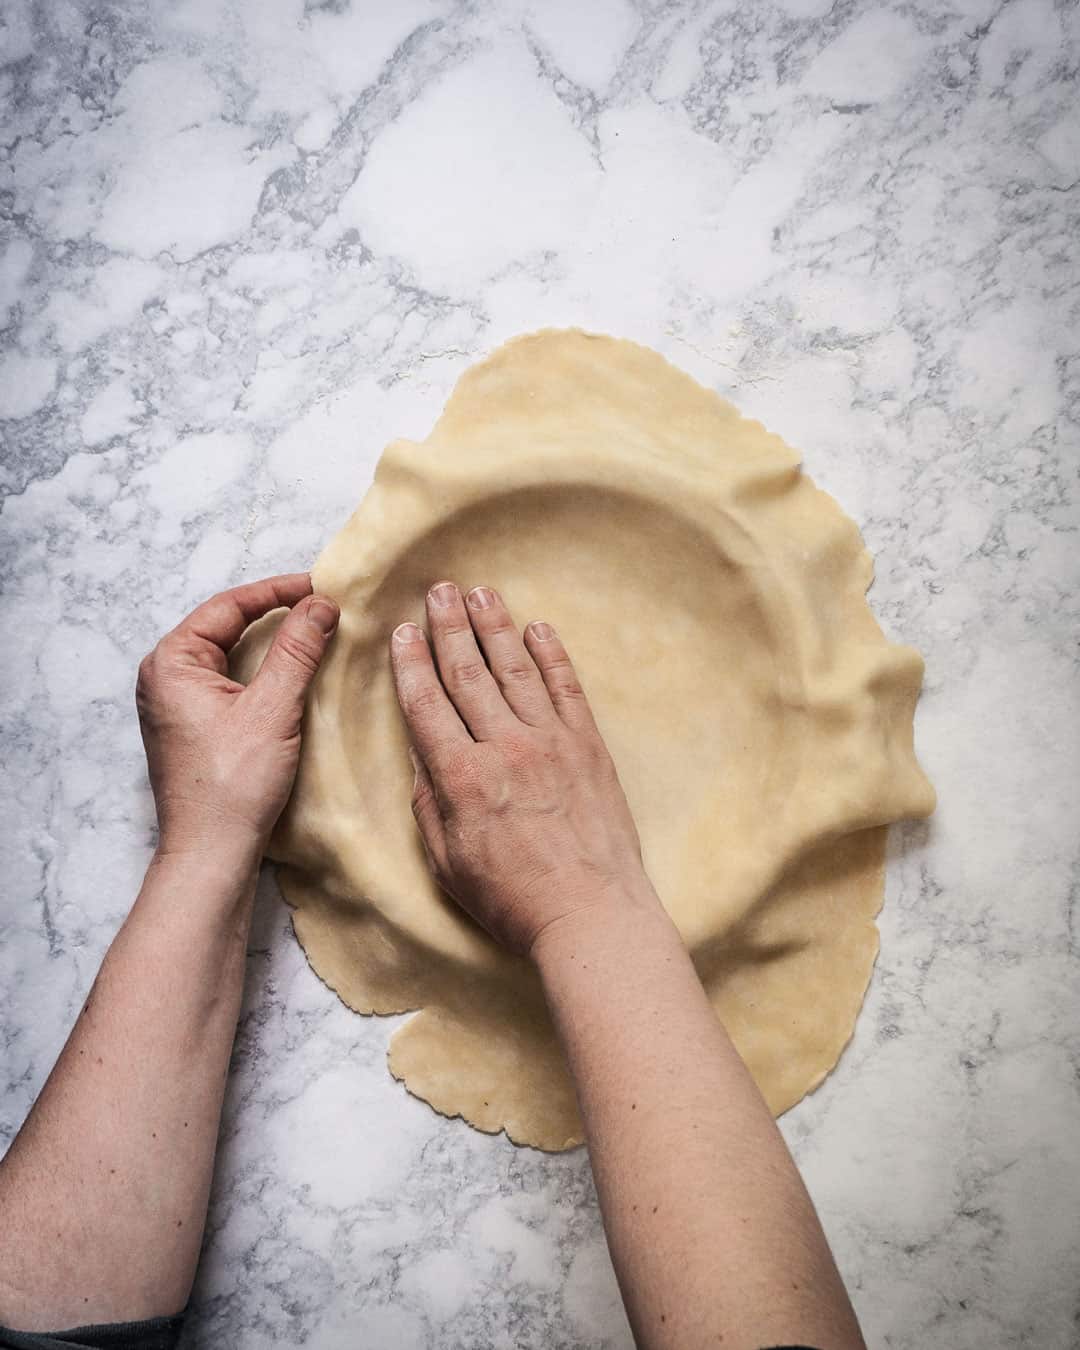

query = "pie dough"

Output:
[[232, 330, 935, 1151]]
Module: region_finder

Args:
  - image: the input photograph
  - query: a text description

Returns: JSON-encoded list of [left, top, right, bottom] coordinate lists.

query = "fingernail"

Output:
[[529, 621, 556, 642], [393, 622, 425, 643], [429, 581, 458, 607], [408, 745, 421, 774], [466, 586, 496, 610], [306, 598, 339, 635]]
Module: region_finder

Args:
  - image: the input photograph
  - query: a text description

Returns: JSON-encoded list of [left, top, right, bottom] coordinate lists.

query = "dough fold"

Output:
[[232, 329, 935, 1150]]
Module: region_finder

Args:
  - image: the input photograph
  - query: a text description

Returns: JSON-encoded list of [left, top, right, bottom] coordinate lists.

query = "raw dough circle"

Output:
[[232, 330, 935, 1150]]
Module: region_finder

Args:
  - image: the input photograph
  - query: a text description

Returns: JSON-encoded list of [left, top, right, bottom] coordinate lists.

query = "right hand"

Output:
[[389, 581, 660, 957]]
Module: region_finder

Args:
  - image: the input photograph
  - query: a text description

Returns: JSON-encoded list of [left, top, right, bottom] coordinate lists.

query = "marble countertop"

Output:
[[2, 1, 1078, 1346]]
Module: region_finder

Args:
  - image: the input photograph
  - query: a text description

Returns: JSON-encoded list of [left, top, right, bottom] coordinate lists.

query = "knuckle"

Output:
[[480, 611, 515, 636], [496, 657, 536, 685], [440, 747, 485, 799], [135, 647, 165, 699], [554, 670, 585, 699], [501, 731, 539, 772], [405, 682, 445, 717], [544, 650, 579, 684], [447, 658, 489, 689], [274, 629, 320, 675], [392, 642, 426, 671]]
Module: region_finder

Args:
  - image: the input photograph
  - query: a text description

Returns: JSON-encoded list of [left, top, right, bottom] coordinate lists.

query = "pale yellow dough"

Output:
[[232, 329, 935, 1151]]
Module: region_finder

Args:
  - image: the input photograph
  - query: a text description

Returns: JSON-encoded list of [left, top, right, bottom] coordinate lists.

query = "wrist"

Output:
[[154, 796, 272, 867], [529, 873, 669, 969], [152, 820, 264, 878], [142, 834, 262, 938]]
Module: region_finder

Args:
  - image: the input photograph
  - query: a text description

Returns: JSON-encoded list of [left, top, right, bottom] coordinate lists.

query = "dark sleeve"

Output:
[[0, 1313, 184, 1350]]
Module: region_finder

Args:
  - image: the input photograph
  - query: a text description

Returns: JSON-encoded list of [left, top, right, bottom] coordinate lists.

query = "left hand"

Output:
[[136, 574, 339, 860]]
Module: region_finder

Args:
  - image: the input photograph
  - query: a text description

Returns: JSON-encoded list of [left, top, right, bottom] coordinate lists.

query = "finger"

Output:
[[426, 581, 518, 739], [408, 745, 449, 878], [464, 586, 555, 726], [167, 574, 314, 672], [243, 594, 340, 730], [390, 621, 473, 764], [523, 621, 599, 733]]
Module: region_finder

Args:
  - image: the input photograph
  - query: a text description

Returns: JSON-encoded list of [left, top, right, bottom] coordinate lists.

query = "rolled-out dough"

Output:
[[232, 329, 935, 1151]]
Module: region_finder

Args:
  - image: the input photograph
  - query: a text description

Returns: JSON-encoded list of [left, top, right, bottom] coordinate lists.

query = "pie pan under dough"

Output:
[[232, 329, 935, 1150]]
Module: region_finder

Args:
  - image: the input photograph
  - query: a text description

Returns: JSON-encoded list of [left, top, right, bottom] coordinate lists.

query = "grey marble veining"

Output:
[[1, 0, 1078, 1346]]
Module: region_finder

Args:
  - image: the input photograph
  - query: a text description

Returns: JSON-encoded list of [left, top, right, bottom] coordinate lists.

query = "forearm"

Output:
[[535, 890, 865, 1350], [0, 836, 260, 1329]]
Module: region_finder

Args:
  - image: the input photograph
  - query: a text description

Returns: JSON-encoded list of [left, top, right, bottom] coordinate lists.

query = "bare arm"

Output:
[[391, 581, 865, 1350], [535, 900, 865, 1350], [0, 575, 339, 1330]]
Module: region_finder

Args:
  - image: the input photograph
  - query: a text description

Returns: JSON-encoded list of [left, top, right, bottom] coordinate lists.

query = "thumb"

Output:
[[244, 594, 339, 730], [409, 745, 449, 878]]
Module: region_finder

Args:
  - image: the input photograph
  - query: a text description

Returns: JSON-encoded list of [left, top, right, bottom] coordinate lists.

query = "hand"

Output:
[[137, 574, 339, 859], [390, 581, 660, 957]]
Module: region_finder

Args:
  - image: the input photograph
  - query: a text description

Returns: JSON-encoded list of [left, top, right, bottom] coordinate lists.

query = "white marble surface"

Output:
[[2, 0, 1078, 1345]]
